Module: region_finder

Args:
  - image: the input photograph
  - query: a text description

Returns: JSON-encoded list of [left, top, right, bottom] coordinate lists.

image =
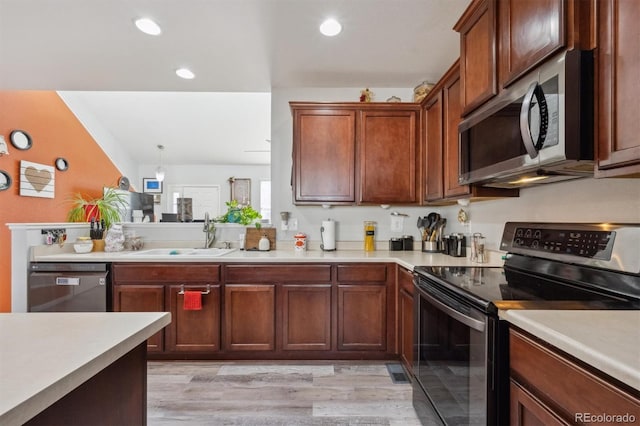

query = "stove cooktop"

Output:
[[414, 265, 640, 314]]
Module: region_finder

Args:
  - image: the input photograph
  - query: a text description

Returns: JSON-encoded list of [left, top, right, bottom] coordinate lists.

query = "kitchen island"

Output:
[[0, 312, 171, 426]]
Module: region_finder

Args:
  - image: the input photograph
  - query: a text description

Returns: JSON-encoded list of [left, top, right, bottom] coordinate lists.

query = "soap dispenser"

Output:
[[258, 234, 270, 251]]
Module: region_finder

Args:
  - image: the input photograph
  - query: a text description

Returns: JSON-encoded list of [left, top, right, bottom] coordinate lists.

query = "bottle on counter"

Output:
[[364, 221, 376, 252]]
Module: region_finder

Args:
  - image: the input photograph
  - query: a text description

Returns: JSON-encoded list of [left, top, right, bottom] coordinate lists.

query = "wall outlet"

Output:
[[288, 218, 298, 231], [281, 221, 289, 231], [390, 215, 404, 232]]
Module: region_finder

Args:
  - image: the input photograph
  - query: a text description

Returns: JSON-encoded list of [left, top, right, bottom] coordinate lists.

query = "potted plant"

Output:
[[67, 187, 128, 230], [217, 200, 262, 226]]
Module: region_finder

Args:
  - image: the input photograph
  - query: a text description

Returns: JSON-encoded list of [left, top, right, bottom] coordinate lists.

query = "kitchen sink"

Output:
[[130, 248, 237, 257]]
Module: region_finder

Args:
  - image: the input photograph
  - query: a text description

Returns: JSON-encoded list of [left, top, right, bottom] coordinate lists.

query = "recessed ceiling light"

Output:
[[175, 68, 195, 79], [320, 18, 342, 37], [134, 18, 161, 36]]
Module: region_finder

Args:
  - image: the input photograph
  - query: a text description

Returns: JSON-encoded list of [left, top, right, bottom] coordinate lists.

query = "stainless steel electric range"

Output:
[[412, 222, 640, 426]]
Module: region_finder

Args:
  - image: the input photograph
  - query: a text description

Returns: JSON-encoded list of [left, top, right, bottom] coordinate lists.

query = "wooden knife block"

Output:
[[244, 227, 276, 250]]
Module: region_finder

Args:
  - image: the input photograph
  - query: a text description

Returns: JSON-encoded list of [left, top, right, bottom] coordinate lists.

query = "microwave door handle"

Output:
[[520, 82, 549, 159], [520, 82, 541, 159]]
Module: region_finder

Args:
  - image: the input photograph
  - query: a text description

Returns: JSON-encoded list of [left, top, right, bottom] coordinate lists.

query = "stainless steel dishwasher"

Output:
[[28, 263, 110, 312]]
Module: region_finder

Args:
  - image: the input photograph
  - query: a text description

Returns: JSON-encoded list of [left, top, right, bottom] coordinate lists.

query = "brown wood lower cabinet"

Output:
[[397, 266, 414, 373], [112, 262, 398, 360], [281, 284, 331, 351], [113, 284, 165, 352], [166, 284, 221, 352], [337, 264, 393, 352], [338, 284, 387, 351], [224, 284, 275, 351], [509, 328, 640, 425]]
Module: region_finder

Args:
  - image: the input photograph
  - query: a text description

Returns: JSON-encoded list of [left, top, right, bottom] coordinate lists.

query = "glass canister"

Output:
[[364, 221, 376, 251]]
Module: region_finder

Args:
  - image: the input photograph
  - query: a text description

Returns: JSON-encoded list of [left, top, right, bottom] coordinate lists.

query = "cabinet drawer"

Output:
[[337, 264, 387, 283], [224, 264, 331, 283], [510, 329, 640, 422], [112, 263, 221, 283]]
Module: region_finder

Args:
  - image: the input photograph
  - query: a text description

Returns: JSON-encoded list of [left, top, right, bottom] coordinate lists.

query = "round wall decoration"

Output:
[[0, 170, 12, 191], [55, 158, 69, 171], [9, 130, 32, 150]]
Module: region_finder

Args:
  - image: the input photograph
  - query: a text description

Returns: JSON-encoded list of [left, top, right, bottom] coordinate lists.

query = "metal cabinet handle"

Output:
[[178, 284, 211, 295]]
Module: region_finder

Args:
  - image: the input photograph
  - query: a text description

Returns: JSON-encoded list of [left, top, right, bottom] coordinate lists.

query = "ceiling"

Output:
[[0, 0, 469, 166]]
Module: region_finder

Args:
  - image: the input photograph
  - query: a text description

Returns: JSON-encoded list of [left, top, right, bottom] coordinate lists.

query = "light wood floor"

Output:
[[147, 361, 424, 425]]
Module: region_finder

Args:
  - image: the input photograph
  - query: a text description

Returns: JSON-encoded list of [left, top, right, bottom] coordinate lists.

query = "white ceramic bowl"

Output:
[[73, 242, 93, 254]]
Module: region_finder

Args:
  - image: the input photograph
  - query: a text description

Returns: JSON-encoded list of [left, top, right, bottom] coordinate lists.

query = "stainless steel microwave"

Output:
[[458, 49, 594, 188]]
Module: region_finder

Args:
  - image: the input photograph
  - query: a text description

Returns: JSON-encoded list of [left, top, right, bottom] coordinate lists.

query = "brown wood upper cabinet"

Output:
[[291, 107, 356, 204], [423, 61, 519, 204], [359, 109, 418, 203], [454, 0, 498, 115], [455, 0, 590, 115], [290, 102, 421, 205], [595, 0, 640, 178], [498, 0, 566, 87]]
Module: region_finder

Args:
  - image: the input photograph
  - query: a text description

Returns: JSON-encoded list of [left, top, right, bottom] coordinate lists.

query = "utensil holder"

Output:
[[422, 240, 440, 253], [92, 239, 105, 252]]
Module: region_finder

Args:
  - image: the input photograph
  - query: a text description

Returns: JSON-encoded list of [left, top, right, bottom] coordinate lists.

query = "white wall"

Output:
[[271, 87, 640, 250], [57, 92, 138, 180], [136, 163, 271, 217]]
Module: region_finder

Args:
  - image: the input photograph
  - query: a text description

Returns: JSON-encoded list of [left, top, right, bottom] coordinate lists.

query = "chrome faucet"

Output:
[[203, 212, 216, 248]]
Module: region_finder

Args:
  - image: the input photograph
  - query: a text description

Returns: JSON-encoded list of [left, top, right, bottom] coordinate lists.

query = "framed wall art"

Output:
[[20, 160, 54, 198], [142, 178, 163, 193], [229, 177, 251, 205]]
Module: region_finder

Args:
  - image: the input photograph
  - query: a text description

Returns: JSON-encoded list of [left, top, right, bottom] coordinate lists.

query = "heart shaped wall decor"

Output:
[[19, 160, 55, 198], [25, 166, 52, 192]]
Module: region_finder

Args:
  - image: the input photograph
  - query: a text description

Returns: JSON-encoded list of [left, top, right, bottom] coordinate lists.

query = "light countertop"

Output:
[[0, 312, 171, 426], [30, 246, 505, 271], [500, 310, 640, 391]]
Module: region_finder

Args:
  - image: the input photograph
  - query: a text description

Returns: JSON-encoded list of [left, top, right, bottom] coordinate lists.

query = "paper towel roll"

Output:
[[321, 220, 336, 251]]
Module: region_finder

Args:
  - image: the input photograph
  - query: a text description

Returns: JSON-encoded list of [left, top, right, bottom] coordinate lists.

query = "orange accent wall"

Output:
[[0, 91, 124, 312]]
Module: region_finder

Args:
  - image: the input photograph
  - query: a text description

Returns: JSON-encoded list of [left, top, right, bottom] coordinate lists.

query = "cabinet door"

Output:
[[424, 92, 444, 201], [224, 284, 275, 351], [397, 267, 414, 373], [443, 69, 470, 198], [359, 109, 418, 204], [455, 0, 497, 114], [113, 284, 165, 352], [337, 284, 386, 351], [292, 108, 356, 203], [499, 0, 565, 86], [281, 285, 331, 351], [166, 284, 220, 352], [510, 381, 568, 426], [596, 0, 640, 177]]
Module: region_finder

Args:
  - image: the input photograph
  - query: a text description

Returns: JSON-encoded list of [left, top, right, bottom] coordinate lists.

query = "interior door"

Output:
[[168, 185, 221, 220]]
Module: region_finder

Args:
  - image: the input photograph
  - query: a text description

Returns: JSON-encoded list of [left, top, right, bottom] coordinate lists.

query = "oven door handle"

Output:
[[418, 287, 486, 332]]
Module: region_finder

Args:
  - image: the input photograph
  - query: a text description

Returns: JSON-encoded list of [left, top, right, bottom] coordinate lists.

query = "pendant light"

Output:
[[155, 144, 165, 182]]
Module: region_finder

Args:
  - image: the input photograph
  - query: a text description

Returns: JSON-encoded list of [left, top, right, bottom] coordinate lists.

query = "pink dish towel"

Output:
[[183, 291, 202, 311]]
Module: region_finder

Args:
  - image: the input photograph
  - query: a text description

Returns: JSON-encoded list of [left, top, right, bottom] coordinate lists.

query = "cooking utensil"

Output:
[[426, 212, 440, 240]]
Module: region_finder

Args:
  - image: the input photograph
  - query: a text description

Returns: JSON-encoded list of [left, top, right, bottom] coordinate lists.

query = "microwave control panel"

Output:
[[512, 227, 615, 259]]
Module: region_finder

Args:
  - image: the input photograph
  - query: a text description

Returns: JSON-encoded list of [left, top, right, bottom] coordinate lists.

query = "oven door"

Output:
[[414, 279, 494, 425]]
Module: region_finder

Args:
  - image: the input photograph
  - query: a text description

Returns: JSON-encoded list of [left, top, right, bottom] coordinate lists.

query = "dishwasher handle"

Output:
[[55, 276, 106, 286]]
